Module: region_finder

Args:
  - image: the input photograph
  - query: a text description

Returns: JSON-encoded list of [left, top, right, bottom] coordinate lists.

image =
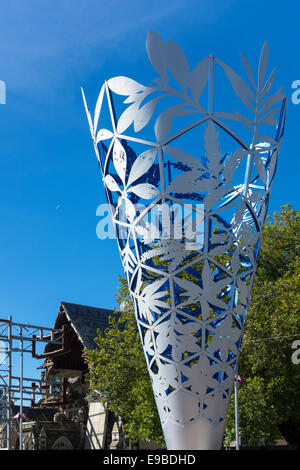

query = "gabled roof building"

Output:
[[34, 301, 113, 390], [20, 301, 125, 450]]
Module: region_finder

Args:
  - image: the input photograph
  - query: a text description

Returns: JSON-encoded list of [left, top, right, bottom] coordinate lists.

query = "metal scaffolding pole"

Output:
[[0, 316, 63, 450], [19, 327, 23, 451], [7, 316, 12, 451]]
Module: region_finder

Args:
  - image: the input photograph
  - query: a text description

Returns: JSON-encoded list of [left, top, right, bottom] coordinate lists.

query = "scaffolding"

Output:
[[0, 316, 64, 450]]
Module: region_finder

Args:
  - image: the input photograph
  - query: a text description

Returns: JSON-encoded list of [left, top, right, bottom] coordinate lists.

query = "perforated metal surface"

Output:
[[82, 31, 286, 449]]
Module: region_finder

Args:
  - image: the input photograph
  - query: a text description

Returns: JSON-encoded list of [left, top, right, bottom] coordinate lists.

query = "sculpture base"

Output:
[[163, 418, 226, 450]]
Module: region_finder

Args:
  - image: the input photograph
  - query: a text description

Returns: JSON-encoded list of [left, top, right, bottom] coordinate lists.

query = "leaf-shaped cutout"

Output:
[[127, 148, 157, 187], [121, 241, 138, 274], [260, 67, 276, 98], [166, 171, 213, 194], [142, 277, 167, 298], [254, 154, 267, 186], [260, 199, 267, 224], [189, 57, 209, 102], [172, 336, 200, 361], [104, 174, 121, 192], [222, 148, 246, 182], [201, 259, 213, 285], [240, 53, 256, 91], [155, 325, 171, 355], [129, 183, 160, 199], [174, 319, 200, 335], [96, 129, 114, 143], [133, 97, 160, 133], [259, 88, 284, 116], [204, 120, 222, 176], [215, 58, 255, 111], [143, 329, 155, 356], [163, 145, 206, 170], [81, 87, 94, 138], [237, 279, 250, 305], [235, 112, 255, 131], [208, 317, 241, 359], [208, 244, 229, 257], [165, 40, 190, 91], [258, 42, 269, 93], [155, 106, 200, 142], [232, 204, 245, 229], [204, 186, 230, 210], [113, 139, 127, 185], [268, 150, 278, 184], [215, 111, 255, 132], [93, 84, 105, 134], [175, 277, 200, 302], [176, 107, 203, 116], [117, 101, 140, 134], [108, 76, 146, 95], [125, 197, 136, 223], [154, 105, 178, 142], [123, 94, 139, 104], [146, 30, 168, 82], [258, 108, 279, 126]]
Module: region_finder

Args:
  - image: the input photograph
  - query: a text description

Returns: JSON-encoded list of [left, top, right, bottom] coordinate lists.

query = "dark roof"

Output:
[[13, 406, 58, 422], [58, 302, 114, 350]]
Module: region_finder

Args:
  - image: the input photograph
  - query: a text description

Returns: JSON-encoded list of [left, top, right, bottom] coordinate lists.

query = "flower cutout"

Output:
[[134, 275, 169, 325], [207, 315, 242, 361], [104, 139, 160, 223], [174, 260, 231, 320]]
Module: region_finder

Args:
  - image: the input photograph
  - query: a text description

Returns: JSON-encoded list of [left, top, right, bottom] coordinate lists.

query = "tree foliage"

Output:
[[84, 204, 300, 447], [83, 276, 164, 444], [224, 204, 300, 447]]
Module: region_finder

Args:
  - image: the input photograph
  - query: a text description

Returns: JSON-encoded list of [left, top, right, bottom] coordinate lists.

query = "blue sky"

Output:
[[0, 0, 299, 377]]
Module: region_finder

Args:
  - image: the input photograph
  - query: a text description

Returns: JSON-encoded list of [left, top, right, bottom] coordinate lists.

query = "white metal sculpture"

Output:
[[82, 30, 286, 449]]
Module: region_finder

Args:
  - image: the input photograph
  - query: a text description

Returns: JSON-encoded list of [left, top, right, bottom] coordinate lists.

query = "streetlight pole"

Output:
[[234, 370, 240, 450]]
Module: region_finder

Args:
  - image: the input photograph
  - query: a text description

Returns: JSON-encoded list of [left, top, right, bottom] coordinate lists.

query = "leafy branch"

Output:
[[105, 30, 209, 142], [215, 42, 285, 145]]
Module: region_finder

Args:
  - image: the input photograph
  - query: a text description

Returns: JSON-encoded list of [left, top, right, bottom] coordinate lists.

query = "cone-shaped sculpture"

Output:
[[82, 31, 286, 449]]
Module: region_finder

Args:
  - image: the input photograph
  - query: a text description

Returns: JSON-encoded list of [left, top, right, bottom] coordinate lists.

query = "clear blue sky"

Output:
[[0, 0, 299, 377]]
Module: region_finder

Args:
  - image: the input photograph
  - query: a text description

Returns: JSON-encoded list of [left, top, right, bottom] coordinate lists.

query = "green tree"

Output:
[[224, 204, 300, 447], [83, 276, 165, 444], [84, 204, 300, 447]]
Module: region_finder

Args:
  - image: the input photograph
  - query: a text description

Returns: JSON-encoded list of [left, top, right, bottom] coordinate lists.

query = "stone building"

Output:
[[8, 301, 163, 450], [21, 407, 85, 450], [19, 301, 128, 450]]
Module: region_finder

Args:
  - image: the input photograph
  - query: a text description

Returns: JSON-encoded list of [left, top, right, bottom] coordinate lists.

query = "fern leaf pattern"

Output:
[[83, 31, 286, 449]]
